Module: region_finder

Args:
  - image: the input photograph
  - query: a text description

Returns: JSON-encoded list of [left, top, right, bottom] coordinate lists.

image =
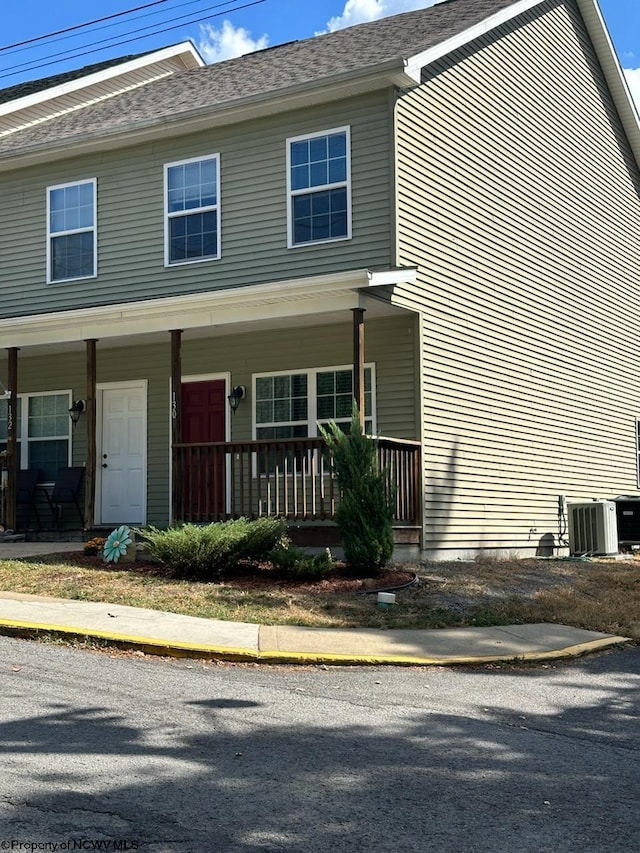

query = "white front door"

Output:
[[99, 383, 146, 525]]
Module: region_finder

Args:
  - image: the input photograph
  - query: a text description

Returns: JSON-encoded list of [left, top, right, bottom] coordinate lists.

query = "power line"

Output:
[[0, 0, 175, 53], [0, 0, 265, 82], [2, 0, 216, 57], [1, 0, 243, 76]]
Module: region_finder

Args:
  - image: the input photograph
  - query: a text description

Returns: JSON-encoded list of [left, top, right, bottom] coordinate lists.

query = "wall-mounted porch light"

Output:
[[68, 399, 86, 425], [227, 385, 245, 414], [0, 381, 11, 401]]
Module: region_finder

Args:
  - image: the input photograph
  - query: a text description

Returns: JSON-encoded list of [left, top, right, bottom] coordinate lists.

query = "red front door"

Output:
[[181, 380, 226, 519]]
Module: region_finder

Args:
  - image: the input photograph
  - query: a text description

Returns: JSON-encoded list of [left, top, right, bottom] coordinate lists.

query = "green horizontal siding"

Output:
[[7, 316, 416, 526], [0, 91, 392, 318]]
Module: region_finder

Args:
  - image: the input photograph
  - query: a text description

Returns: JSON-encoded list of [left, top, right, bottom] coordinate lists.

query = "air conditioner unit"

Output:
[[568, 501, 618, 556]]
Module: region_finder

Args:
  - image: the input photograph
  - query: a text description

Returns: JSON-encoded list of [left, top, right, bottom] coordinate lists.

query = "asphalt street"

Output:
[[1, 638, 639, 852]]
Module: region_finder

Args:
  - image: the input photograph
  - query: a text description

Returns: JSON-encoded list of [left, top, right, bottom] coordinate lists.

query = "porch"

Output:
[[173, 434, 422, 543], [0, 266, 423, 545], [0, 435, 421, 547]]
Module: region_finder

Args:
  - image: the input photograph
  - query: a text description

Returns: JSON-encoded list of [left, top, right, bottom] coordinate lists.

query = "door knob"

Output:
[[102, 463, 108, 468]]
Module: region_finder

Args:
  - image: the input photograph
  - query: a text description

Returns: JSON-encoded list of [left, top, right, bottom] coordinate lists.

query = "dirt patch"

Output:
[[417, 557, 583, 613]]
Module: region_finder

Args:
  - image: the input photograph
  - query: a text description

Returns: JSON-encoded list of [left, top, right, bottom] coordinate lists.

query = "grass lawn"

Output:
[[0, 552, 638, 639]]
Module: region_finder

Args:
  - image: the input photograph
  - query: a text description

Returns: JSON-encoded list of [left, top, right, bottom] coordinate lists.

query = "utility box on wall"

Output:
[[568, 501, 618, 556]]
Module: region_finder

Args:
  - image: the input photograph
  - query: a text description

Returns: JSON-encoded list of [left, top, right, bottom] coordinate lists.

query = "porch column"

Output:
[[5, 348, 18, 531], [84, 339, 97, 530], [170, 330, 183, 524], [352, 307, 366, 429]]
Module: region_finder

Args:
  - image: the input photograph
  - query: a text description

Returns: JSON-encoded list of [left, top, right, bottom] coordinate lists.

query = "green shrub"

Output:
[[138, 517, 287, 581], [233, 516, 289, 560], [270, 541, 335, 581], [319, 405, 394, 576]]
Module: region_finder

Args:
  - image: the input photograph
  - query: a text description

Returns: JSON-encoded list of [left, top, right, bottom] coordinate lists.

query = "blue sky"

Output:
[[1, 0, 638, 103]]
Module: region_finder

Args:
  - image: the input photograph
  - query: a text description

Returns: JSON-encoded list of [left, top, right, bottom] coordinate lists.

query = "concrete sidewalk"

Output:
[[0, 541, 630, 666]]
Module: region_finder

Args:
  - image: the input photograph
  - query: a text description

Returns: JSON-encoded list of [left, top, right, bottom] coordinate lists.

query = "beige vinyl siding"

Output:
[[0, 91, 392, 318], [394, 0, 640, 556], [7, 316, 416, 526]]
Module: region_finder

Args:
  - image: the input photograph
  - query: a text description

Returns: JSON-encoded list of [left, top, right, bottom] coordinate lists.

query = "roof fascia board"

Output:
[[0, 60, 405, 172], [368, 267, 418, 287], [575, 0, 640, 159], [404, 0, 545, 80], [0, 41, 204, 119], [402, 0, 640, 169], [0, 268, 418, 347]]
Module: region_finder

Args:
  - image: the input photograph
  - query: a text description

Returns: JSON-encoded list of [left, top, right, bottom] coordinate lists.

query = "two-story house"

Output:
[[1, 0, 640, 559]]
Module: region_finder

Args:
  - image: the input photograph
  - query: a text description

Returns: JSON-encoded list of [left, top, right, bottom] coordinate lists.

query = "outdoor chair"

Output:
[[45, 466, 85, 528], [16, 468, 41, 529]]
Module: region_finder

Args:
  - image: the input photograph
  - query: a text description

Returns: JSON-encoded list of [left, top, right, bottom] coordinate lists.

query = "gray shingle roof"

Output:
[[0, 52, 148, 106], [0, 0, 520, 157]]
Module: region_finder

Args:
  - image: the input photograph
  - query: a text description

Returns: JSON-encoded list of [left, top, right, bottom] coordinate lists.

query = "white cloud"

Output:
[[326, 0, 441, 33], [624, 68, 640, 112], [197, 20, 268, 64]]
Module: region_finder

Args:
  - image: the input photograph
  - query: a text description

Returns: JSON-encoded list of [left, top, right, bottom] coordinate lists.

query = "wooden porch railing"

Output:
[[173, 436, 422, 526]]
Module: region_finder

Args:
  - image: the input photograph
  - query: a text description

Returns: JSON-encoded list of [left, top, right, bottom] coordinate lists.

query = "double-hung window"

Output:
[[165, 155, 220, 265], [47, 179, 96, 283], [287, 127, 351, 247], [254, 365, 374, 440], [0, 392, 72, 483]]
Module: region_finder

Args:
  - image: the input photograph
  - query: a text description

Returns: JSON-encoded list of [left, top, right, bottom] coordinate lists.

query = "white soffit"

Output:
[[0, 267, 418, 349], [0, 42, 204, 120], [404, 0, 545, 81], [403, 0, 640, 167], [576, 0, 640, 158]]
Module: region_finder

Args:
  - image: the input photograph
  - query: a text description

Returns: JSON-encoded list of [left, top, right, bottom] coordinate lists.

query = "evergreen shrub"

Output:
[[319, 405, 394, 576], [139, 516, 287, 581]]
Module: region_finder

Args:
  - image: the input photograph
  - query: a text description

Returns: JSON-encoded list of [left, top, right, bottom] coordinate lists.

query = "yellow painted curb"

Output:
[[255, 635, 631, 666], [0, 618, 260, 661], [0, 618, 630, 666]]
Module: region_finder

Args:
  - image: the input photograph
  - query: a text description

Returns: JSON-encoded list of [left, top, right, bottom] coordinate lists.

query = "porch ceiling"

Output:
[[0, 268, 417, 357]]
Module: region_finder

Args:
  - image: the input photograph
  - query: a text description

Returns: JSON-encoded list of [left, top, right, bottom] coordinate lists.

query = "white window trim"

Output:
[[286, 126, 352, 249], [252, 363, 376, 439], [164, 153, 221, 267], [46, 178, 97, 284], [2, 390, 73, 484]]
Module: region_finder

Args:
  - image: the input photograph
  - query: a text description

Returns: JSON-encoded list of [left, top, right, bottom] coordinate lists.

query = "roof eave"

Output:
[[0, 41, 205, 120], [402, 0, 640, 168], [575, 0, 640, 164], [404, 0, 545, 79], [0, 58, 410, 172]]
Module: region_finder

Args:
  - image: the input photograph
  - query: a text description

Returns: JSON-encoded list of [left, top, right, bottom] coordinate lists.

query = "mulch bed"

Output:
[[47, 552, 415, 594]]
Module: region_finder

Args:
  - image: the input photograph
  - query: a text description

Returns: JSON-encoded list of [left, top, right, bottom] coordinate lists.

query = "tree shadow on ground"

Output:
[[1, 649, 639, 851]]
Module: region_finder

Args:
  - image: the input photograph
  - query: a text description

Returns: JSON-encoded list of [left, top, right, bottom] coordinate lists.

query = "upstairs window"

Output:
[[287, 127, 351, 247], [165, 155, 220, 265], [47, 179, 96, 283]]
